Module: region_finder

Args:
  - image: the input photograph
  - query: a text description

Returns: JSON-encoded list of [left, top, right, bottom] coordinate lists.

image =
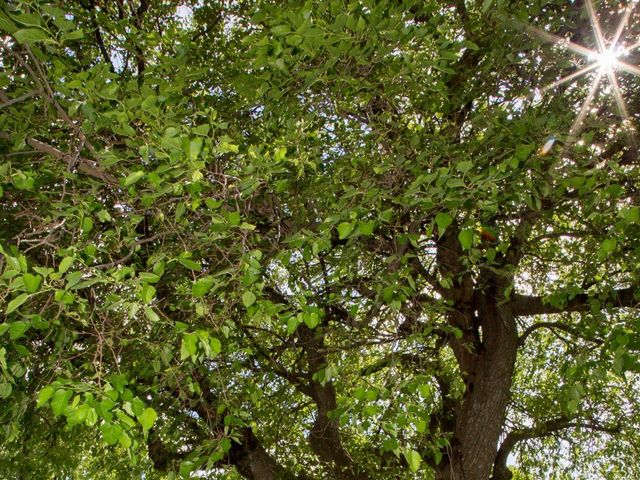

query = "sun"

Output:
[[595, 49, 621, 72], [523, 0, 640, 141]]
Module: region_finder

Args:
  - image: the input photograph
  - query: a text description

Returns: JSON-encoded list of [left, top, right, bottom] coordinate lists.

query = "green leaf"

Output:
[[138, 407, 157, 432], [599, 238, 617, 256], [228, 211, 241, 226], [242, 291, 257, 307], [180, 461, 197, 477], [435, 212, 453, 234], [139, 272, 161, 283], [54, 18, 75, 32], [6, 293, 29, 314], [188, 138, 203, 160], [0, 382, 12, 399], [13, 28, 49, 43], [458, 229, 474, 250], [22, 273, 42, 293], [140, 284, 156, 304], [358, 220, 376, 236], [287, 317, 299, 335], [101, 422, 122, 445], [0, 13, 18, 33], [119, 431, 132, 448], [205, 198, 223, 209], [209, 337, 222, 356], [219, 141, 239, 154], [271, 25, 291, 36], [124, 171, 145, 187], [82, 216, 93, 234], [180, 333, 198, 361], [86, 407, 99, 426], [178, 257, 202, 271], [144, 306, 160, 322], [456, 161, 473, 174], [418, 384, 432, 398], [413, 419, 427, 433], [13, 13, 42, 26], [58, 256, 74, 274], [382, 437, 399, 452], [404, 449, 422, 472], [51, 389, 72, 416], [515, 143, 535, 160], [41, 6, 66, 18], [337, 222, 353, 240], [620, 206, 640, 223], [37, 386, 55, 408], [9, 320, 30, 340], [192, 277, 215, 297], [304, 312, 320, 329]]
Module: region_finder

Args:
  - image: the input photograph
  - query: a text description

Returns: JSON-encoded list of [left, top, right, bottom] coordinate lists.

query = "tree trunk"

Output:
[[229, 428, 292, 480], [437, 297, 519, 480]]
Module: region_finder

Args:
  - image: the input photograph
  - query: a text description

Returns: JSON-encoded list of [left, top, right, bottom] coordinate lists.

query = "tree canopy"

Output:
[[1, 0, 640, 479]]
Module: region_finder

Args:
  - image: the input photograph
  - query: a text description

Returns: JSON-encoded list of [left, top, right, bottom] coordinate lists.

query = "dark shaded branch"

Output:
[[436, 225, 474, 304], [85, 0, 116, 72], [0, 89, 39, 110], [147, 430, 190, 471], [601, 140, 638, 166], [134, 0, 150, 79], [509, 286, 638, 317], [492, 417, 620, 480], [502, 209, 542, 270], [518, 321, 604, 346]]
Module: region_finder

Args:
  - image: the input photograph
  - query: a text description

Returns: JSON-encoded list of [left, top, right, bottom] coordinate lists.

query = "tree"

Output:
[[1, 0, 639, 478]]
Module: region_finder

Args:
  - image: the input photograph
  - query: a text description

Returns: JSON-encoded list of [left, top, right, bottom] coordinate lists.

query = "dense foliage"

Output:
[[1, 0, 640, 479]]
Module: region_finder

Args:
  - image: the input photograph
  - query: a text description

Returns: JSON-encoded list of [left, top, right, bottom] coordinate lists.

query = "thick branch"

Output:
[[509, 286, 638, 317], [230, 428, 301, 480], [296, 325, 365, 480]]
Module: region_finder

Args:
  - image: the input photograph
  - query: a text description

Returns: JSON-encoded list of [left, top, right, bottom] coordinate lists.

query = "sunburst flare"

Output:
[[525, 0, 640, 143]]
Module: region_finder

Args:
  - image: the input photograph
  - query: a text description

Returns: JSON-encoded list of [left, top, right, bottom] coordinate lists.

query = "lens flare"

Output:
[[523, 0, 639, 142], [595, 49, 620, 71]]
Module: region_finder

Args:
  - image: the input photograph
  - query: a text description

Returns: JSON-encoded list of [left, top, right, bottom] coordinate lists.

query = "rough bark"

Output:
[[436, 298, 519, 480], [430, 221, 522, 480], [229, 428, 293, 480]]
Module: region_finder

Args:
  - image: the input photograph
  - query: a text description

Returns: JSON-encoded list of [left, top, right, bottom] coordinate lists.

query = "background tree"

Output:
[[1, 0, 640, 479]]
